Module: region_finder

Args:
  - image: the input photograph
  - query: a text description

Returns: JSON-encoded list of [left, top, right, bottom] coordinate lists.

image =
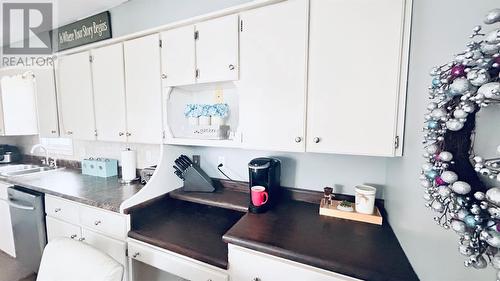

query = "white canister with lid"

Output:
[[355, 185, 376, 214]]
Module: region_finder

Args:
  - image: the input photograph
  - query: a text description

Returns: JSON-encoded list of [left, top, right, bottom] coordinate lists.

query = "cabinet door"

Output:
[[81, 228, 127, 266], [56, 51, 96, 140], [124, 34, 163, 144], [46, 216, 81, 242], [161, 26, 196, 87], [307, 0, 407, 156], [92, 43, 128, 142], [195, 14, 239, 83], [0, 74, 38, 135], [0, 200, 15, 257], [33, 68, 59, 137], [238, 0, 308, 152]]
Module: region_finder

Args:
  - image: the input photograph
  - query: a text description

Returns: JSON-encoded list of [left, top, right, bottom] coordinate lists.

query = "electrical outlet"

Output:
[[192, 155, 201, 167], [217, 156, 225, 167]]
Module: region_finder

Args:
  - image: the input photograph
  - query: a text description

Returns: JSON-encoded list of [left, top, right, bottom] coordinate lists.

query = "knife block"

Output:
[[182, 165, 215, 192]]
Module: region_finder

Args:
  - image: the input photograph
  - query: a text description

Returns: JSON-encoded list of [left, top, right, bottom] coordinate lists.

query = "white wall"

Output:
[[385, 1, 499, 280]]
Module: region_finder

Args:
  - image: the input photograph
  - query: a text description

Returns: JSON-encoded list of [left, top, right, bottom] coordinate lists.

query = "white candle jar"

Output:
[[211, 116, 225, 126], [355, 185, 376, 214], [199, 116, 211, 126]]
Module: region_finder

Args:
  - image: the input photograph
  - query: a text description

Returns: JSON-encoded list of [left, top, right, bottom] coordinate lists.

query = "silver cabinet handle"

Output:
[[119, 132, 124, 136], [313, 137, 320, 143], [252, 278, 261, 281], [132, 252, 140, 258], [51, 130, 57, 134], [78, 237, 85, 242], [126, 132, 131, 136], [228, 64, 235, 70], [66, 131, 73, 135], [7, 199, 35, 210], [94, 220, 102, 226], [295, 137, 302, 143], [54, 208, 61, 213], [161, 74, 167, 79], [70, 234, 77, 239]]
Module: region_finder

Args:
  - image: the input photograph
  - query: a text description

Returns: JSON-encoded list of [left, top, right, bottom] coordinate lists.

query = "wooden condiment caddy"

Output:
[[319, 198, 383, 225]]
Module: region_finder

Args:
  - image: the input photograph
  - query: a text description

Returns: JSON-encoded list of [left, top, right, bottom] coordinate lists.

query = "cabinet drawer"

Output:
[[228, 245, 362, 281], [46, 216, 81, 242], [128, 239, 229, 281], [0, 182, 11, 200], [80, 205, 127, 239], [82, 228, 127, 266], [45, 195, 80, 223]]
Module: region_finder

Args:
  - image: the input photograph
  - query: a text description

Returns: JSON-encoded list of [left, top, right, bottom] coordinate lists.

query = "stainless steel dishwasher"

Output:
[[7, 186, 47, 273]]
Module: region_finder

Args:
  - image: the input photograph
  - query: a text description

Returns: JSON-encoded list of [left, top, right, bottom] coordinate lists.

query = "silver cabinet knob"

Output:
[[295, 137, 302, 143], [161, 74, 167, 79], [228, 64, 235, 70], [54, 208, 61, 213], [70, 234, 77, 239], [66, 131, 73, 135], [126, 132, 132, 136], [119, 132, 124, 136], [94, 220, 102, 226], [78, 237, 85, 242], [252, 278, 261, 281], [132, 252, 140, 258], [51, 130, 57, 134], [313, 137, 320, 143]]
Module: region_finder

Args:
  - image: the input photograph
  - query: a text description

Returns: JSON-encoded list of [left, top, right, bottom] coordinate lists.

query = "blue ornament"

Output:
[[432, 78, 441, 88], [426, 170, 438, 179], [427, 121, 439, 129], [464, 215, 478, 228]]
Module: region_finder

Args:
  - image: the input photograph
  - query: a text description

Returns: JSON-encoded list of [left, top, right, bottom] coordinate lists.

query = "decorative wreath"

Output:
[[422, 8, 500, 277]]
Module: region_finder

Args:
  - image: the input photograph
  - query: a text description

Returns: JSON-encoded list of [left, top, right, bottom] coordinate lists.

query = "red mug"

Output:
[[251, 186, 268, 206]]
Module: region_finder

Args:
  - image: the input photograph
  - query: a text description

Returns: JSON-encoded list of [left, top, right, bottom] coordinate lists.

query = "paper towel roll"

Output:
[[121, 149, 137, 182]]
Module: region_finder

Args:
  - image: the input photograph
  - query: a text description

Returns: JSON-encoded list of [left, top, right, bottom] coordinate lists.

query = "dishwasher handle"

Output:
[[7, 198, 35, 211]]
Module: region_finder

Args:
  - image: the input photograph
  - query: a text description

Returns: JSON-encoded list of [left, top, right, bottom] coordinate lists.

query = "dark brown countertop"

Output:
[[2, 168, 142, 213], [223, 200, 419, 281], [128, 195, 245, 269]]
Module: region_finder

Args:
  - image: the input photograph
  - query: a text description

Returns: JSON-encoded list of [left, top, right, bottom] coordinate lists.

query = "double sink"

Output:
[[0, 164, 59, 177]]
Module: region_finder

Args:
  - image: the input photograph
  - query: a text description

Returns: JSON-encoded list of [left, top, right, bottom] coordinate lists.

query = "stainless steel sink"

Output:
[[0, 164, 58, 177]]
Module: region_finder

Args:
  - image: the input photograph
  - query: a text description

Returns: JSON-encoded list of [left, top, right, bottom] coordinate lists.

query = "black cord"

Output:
[[217, 164, 232, 180]]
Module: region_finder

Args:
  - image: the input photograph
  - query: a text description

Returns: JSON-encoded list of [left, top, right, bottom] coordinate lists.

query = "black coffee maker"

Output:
[[248, 157, 281, 213]]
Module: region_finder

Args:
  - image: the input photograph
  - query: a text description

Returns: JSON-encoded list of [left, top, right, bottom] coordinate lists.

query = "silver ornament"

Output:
[[485, 29, 500, 44], [458, 209, 469, 220], [422, 163, 433, 172], [432, 200, 444, 212], [467, 69, 490, 87], [486, 187, 500, 205], [426, 144, 439, 154], [453, 109, 468, 119], [452, 181, 472, 195], [441, 171, 458, 183], [485, 8, 500, 24], [484, 230, 500, 248], [438, 186, 452, 198], [450, 78, 471, 95], [431, 108, 447, 119], [451, 219, 467, 233], [439, 151, 453, 162], [472, 255, 488, 269], [470, 204, 481, 215], [480, 43, 499, 55], [459, 244, 473, 256], [427, 102, 438, 111], [477, 82, 500, 100], [423, 193, 432, 201], [474, 191, 486, 201], [446, 119, 464, 131]]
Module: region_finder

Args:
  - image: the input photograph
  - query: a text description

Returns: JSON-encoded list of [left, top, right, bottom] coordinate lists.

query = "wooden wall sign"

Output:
[[55, 11, 112, 51]]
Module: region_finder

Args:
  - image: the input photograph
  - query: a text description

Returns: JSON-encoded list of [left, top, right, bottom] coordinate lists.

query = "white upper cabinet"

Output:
[[0, 73, 38, 136], [161, 25, 196, 87], [195, 14, 239, 84], [160, 14, 239, 87], [238, 0, 308, 152], [124, 34, 163, 144], [56, 51, 96, 140], [91, 43, 128, 142], [306, 0, 409, 156], [33, 68, 59, 138]]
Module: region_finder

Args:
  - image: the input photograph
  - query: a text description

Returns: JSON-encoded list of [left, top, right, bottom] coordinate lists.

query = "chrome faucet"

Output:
[[30, 144, 50, 166]]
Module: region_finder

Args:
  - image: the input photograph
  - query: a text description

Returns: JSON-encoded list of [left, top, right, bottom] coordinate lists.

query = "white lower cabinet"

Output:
[[228, 244, 362, 281], [128, 239, 228, 281], [0, 182, 15, 257], [44, 195, 130, 281]]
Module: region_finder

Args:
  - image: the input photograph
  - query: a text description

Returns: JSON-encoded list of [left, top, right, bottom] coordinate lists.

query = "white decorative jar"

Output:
[[188, 117, 199, 126], [199, 116, 211, 126], [211, 116, 225, 126], [355, 185, 376, 214]]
